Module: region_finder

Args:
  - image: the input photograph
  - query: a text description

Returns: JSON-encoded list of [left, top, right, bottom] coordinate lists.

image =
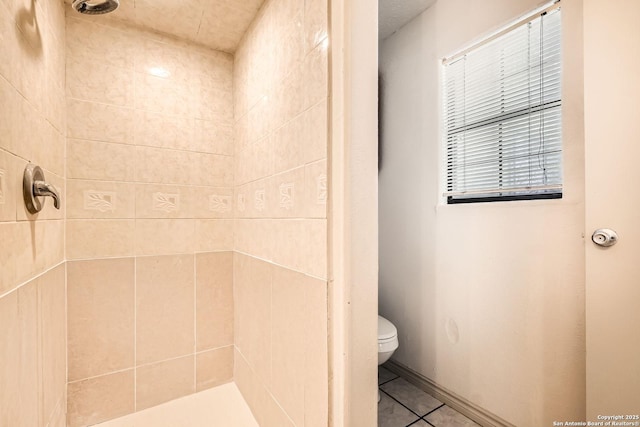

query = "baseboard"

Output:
[[384, 360, 516, 427]]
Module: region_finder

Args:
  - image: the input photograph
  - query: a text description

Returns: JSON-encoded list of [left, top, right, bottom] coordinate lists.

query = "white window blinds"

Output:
[[444, 5, 562, 202]]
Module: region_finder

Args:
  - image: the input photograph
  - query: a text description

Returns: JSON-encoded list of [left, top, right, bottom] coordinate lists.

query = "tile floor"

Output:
[[378, 365, 480, 427], [95, 383, 258, 427]]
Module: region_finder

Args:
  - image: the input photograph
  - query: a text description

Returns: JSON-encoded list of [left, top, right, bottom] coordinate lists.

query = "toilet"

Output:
[[378, 315, 399, 402], [378, 315, 399, 365]]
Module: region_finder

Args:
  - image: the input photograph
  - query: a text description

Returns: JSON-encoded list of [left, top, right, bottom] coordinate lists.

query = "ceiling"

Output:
[[379, 0, 436, 40], [65, 0, 265, 53]]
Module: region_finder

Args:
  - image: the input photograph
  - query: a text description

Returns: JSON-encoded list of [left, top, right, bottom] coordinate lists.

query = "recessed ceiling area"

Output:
[[379, 0, 436, 40], [65, 0, 265, 52]]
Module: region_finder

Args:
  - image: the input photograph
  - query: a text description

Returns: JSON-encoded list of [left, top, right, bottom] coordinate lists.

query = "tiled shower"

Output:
[[0, 0, 329, 425]]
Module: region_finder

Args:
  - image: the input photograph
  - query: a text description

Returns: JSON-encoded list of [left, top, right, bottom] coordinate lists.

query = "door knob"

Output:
[[592, 228, 618, 247]]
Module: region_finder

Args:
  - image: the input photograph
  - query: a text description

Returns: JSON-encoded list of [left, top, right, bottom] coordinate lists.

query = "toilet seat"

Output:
[[378, 315, 397, 340], [378, 316, 398, 354], [378, 337, 398, 353]]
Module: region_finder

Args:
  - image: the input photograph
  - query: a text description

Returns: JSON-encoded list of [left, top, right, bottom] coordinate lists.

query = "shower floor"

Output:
[[95, 383, 258, 427]]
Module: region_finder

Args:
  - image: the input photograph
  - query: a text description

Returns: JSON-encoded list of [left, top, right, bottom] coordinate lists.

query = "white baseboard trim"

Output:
[[384, 360, 516, 427]]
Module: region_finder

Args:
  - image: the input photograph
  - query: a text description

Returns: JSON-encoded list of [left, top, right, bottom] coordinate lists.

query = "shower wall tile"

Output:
[[0, 265, 67, 427], [13, 219, 65, 286], [135, 183, 191, 219], [0, 77, 18, 155], [10, 95, 65, 178], [133, 147, 233, 188], [136, 254, 195, 365], [0, 1, 66, 426], [301, 44, 329, 111], [194, 119, 233, 155], [234, 252, 273, 387], [136, 355, 196, 411], [234, 219, 327, 278], [270, 267, 309, 426], [0, 149, 19, 223], [66, 99, 135, 144], [0, 219, 65, 297], [196, 346, 234, 392], [67, 370, 135, 427], [134, 219, 196, 256], [135, 36, 192, 80], [233, 0, 329, 423], [305, 273, 329, 427], [65, 13, 236, 420], [196, 252, 234, 351], [193, 187, 234, 219], [304, 159, 328, 219], [66, 16, 135, 69], [67, 258, 135, 382], [66, 58, 134, 107], [234, 255, 329, 427], [133, 110, 194, 151], [0, 223, 18, 294], [134, 146, 194, 186], [66, 179, 135, 219], [195, 219, 234, 252], [270, 267, 328, 427], [304, 0, 328, 53], [39, 264, 67, 424], [66, 219, 135, 260], [67, 139, 136, 182], [134, 72, 194, 117], [15, 279, 39, 427], [234, 347, 295, 427]]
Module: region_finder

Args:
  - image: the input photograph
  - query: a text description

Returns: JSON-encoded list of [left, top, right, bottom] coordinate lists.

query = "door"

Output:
[[584, 0, 640, 419]]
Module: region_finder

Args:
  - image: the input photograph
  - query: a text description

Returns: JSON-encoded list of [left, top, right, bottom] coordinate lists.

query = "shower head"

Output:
[[72, 0, 120, 15]]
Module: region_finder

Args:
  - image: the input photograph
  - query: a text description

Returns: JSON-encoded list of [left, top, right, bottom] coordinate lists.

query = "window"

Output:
[[443, 3, 562, 203]]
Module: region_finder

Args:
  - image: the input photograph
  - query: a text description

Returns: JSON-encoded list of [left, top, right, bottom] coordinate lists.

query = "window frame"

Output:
[[442, 1, 563, 205]]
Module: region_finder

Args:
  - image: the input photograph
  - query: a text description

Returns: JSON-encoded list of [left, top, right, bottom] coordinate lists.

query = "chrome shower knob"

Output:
[[23, 164, 61, 214]]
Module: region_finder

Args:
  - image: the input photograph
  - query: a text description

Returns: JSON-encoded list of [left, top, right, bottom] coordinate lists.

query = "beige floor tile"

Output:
[[378, 392, 420, 427], [95, 383, 257, 427], [379, 366, 399, 385], [380, 377, 443, 417], [425, 405, 480, 427]]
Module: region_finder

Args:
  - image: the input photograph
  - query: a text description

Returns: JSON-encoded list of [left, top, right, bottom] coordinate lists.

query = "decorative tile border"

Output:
[[279, 182, 294, 210], [0, 169, 5, 205], [84, 191, 116, 212], [316, 173, 327, 204], [153, 192, 179, 212], [209, 194, 232, 212], [254, 189, 265, 212], [237, 193, 246, 212]]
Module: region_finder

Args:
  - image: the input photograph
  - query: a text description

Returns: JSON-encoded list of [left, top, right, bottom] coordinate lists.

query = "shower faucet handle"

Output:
[[33, 181, 61, 209], [23, 164, 61, 214]]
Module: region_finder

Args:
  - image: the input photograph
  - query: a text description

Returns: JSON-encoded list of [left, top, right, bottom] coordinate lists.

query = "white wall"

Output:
[[378, 1, 586, 425]]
